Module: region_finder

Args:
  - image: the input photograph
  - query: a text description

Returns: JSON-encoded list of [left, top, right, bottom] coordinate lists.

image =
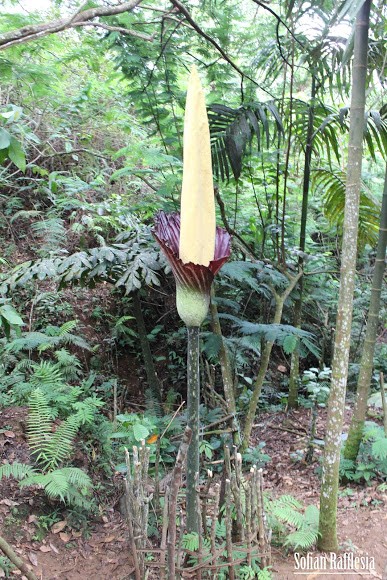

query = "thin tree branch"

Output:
[[0, 0, 144, 51], [169, 0, 276, 99], [251, 0, 305, 50], [215, 186, 258, 259], [74, 21, 153, 42]]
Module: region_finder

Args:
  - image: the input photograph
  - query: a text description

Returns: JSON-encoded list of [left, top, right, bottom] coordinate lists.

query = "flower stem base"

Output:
[[186, 325, 200, 534], [176, 285, 209, 327]]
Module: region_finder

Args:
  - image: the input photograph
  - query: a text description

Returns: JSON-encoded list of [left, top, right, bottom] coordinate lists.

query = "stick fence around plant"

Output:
[[123, 427, 271, 579]]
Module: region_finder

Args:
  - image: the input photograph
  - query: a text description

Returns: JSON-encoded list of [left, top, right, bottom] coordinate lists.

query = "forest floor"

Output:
[[1, 404, 386, 580]]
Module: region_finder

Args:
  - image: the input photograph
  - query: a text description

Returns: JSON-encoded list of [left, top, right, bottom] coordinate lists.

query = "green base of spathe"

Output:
[[176, 285, 209, 327]]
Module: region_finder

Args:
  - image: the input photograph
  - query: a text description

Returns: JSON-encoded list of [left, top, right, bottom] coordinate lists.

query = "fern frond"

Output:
[[312, 167, 380, 248], [54, 349, 82, 381], [372, 437, 387, 460], [40, 414, 81, 471], [181, 532, 200, 552], [21, 470, 69, 500], [58, 320, 78, 335], [6, 332, 61, 353], [10, 210, 42, 223], [284, 527, 319, 549], [27, 388, 53, 458], [60, 467, 92, 489], [31, 217, 67, 253], [272, 495, 303, 509], [30, 361, 65, 389], [304, 505, 320, 526], [363, 421, 384, 440], [257, 569, 273, 580], [0, 462, 36, 480], [271, 505, 305, 528], [72, 396, 104, 424]]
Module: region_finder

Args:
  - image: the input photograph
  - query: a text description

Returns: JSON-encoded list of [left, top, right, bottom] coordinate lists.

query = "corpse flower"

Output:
[[153, 211, 231, 327], [152, 65, 231, 534], [153, 65, 230, 327]]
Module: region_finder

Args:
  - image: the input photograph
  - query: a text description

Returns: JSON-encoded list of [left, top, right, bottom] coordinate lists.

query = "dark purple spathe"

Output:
[[152, 211, 231, 294]]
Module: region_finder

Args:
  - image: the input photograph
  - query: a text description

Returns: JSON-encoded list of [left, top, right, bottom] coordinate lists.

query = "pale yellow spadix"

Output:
[[179, 65, 215, 266]]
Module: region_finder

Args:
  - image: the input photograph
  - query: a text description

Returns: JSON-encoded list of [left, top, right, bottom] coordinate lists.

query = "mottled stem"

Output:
[[186, 325, 201, 534], [168, 426, 192, 579]]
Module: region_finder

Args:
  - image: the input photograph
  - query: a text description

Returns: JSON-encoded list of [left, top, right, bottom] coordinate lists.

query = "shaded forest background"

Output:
[[0, 0, 386, 578]]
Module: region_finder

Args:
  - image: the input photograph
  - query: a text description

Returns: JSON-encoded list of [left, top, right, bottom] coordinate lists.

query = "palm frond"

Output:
[[208, 102, 284, 180], [312, 166, 380, 247]]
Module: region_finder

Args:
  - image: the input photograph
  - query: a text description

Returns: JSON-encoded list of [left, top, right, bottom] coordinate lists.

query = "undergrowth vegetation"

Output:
[[0, 0, 386, 576]]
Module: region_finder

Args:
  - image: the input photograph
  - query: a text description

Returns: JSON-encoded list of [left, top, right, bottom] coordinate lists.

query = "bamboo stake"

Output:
[[257, 468, 270, 567], [245, 476, 252, 567], [159, 488, 170, 580], [176, 506, 185, 573], [225, 479, 235, 580], [210, 483, 221, 578], [201, 469, 213, 535], [154, 438, 161, 515], [230, 471, 244, 541], [224, 445, 232, 478], [124, 448, 141, 580], [113, 378, 117, 429], [186, 326, 201, 534], [168, 426, 192, 580]]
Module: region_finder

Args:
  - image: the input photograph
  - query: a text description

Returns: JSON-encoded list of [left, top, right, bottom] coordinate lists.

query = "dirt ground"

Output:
[[1, 406, 386, 579], [258, 409, 387, 580]]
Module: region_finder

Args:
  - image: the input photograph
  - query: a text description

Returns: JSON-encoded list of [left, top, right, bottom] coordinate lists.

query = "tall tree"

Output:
[[318, 0, 371, 552], [288, 75, 317, 408], [344, 163, 387, 460]]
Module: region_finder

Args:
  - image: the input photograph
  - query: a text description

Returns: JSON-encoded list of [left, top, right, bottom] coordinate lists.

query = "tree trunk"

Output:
[[132, 291, 163, 407], [209, 287, 240, 444], [344, 163, 387, 460], [288, 76, 316, 408], [242, 271, 302, 451], [318, 0, 371, 552]]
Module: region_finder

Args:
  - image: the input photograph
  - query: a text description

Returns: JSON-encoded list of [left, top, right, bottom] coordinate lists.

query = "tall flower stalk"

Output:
[[153, 66, 231, 533]]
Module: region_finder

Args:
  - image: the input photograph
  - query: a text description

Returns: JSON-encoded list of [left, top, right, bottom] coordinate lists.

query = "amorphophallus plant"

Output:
[[153, 212, 230, 326], [153, 66, 231, 533]]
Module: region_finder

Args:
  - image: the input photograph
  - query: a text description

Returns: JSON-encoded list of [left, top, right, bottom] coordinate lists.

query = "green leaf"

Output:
[[0, 128, 11, 149], [0, 304, 24, 326], [133, 423, 150, 442], [283, 335, 298, 354], [8, 137, 26, 171]]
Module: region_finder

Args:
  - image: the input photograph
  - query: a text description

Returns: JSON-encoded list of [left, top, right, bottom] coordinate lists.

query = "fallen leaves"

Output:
[[49, 543, 59, 554], [27, 552, 38, 567], [3, 431, 15, 438], [0, 498, 18, 507], [51, 520, 67, 534], [59, 532, 72, 543]]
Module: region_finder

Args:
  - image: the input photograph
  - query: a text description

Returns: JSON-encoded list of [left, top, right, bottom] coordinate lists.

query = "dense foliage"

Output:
[[0, 0, 386, 574]]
